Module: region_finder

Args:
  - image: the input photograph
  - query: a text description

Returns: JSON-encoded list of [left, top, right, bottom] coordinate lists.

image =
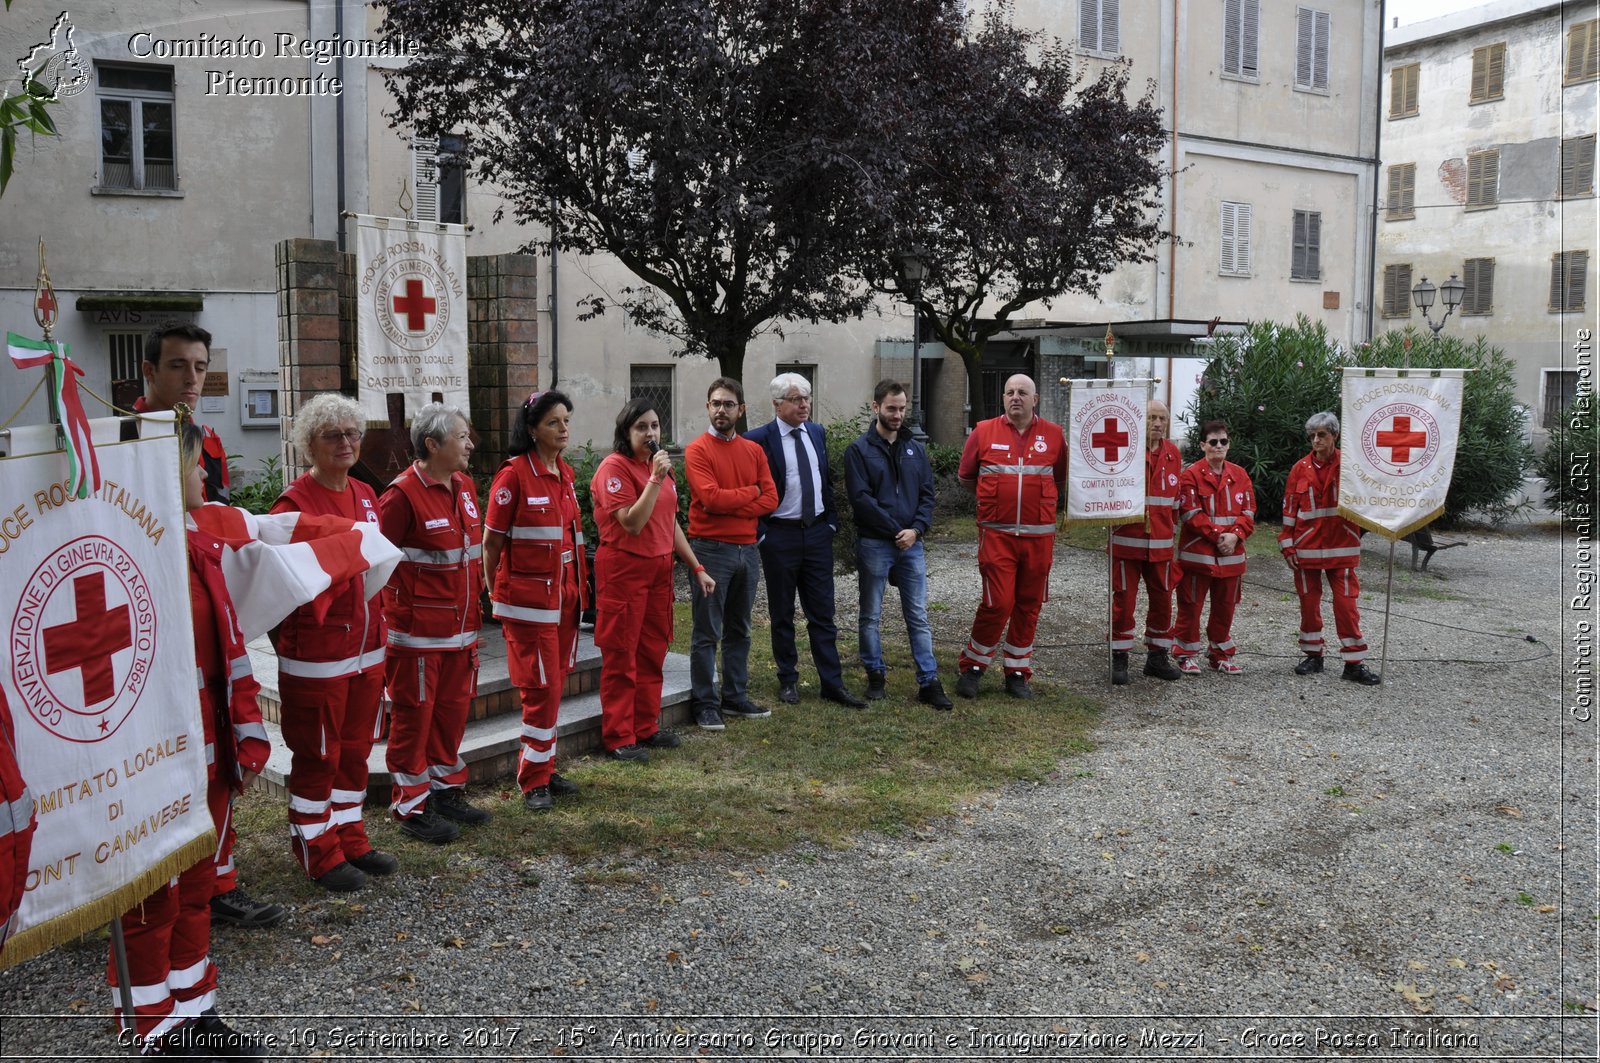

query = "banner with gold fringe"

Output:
[[1065, 378, 1155, 527], [1338, 367, 1465, 540]]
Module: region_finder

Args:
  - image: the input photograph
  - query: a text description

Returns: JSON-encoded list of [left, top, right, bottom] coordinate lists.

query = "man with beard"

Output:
[[843, 379, 951, 708], [1108, 400, 1184, 684]]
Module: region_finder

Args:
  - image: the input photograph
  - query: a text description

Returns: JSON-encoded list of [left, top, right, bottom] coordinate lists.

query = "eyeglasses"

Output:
[[1205, 438, 1229, 447], [780, 395, 811, 405], [708, 400, 741, 410], [319, 430, 362, 444]]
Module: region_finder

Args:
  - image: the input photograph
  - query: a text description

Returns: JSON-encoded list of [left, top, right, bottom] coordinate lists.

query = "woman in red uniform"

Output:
[[269, 394, 395, 892], [590, 399, 716, 761], [1173, 420, 1256, 675], [484, 392, 591, 812], [109, 422, 264, 1058]]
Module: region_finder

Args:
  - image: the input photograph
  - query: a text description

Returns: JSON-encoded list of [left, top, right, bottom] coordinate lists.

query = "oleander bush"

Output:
[[1537, 396, 1599, 520]]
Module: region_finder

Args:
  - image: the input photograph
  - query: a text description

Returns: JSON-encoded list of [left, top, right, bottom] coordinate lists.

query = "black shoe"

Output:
[[918, 679, 954, 711], [1295, 655, 1325, 676], [522, 786, 553, 812], [1004, 671, 1035, 700], [348, 849, 399, 876], [641, 729, 681, 749], [696, 706, 726, 731], [548, 771, 580, 797], [721, 699, 772, 718], [314, 861, 367, 893], [1341, 662, 1381, 685], [777, 682, 800, 704], [431, 787, 492, 825], [1143, 649, 1182, 681], [821, 685, 867, 709], [209, 888, 287, 930], [396, 808, 459, 845], [610, 743, 650, 763], [955, 667, 982, 699], [865, 672, 887, 700], [185, 1010, 265, 1061], [1111, 651, 1130, 686]]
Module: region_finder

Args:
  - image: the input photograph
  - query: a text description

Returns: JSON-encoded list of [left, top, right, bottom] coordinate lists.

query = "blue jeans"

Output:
[[856, 537, 938, 686], [688, 538, 761, 709]]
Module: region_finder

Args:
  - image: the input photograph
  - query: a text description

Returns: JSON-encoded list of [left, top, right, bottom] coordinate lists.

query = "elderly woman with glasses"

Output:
[[483, 391, 590, 813], [1173, 419, 1256, 675], [268, 394, 395, 890]]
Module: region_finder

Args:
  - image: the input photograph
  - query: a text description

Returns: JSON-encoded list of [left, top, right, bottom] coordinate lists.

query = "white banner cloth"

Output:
[[354, 214, 469, 422], [1065, 379, 1153, 525], [1338, 367, 1466, 539]]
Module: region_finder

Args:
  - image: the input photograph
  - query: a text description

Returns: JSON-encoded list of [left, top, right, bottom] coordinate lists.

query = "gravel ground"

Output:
[[2, 523, 1594, 1061]]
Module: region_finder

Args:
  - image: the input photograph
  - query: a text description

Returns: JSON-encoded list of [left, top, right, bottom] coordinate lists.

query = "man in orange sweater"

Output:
[[683, 378, 779, 730]]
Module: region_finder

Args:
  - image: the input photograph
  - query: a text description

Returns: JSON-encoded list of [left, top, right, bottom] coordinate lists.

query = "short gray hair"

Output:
[[769, 372, 812, 404], [411, 402, 469, 458], [291, 393, 366, 458], [1306, 411, 1340, 436]]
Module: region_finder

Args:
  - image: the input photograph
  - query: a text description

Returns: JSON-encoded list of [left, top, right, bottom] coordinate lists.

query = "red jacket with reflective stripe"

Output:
[[187, 530, 270, 790], [959, 415, 1068, 536], [0, 683, 33, 955], [1278, 451, 1362, 570], [268, 474, 388, 675], [380, 465, 483, 650], [485, 453, 591, 626], [1111, 439, 1183, 561], [1177, 459, 1256, 576]]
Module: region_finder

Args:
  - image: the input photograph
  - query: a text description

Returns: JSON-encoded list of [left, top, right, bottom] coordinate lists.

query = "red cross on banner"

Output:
[[1091, 417, 1129, 463], [42, 572, 133, 706], [392, 278, 437, 331], [1376, 415, 1427, 463]]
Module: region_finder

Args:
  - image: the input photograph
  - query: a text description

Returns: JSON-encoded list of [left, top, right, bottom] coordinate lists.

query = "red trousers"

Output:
[[594, 550, 673, 751], [280, 668, 384, 878], [1294, 566, 1367, 662], [1174, 571, 1242, 663], [109, 780, 226, 1046], [1110, 557, 1176, 652], [506, 567, 579, 793], [961, 531, 1054, 679], [385, 647, 477, 818]]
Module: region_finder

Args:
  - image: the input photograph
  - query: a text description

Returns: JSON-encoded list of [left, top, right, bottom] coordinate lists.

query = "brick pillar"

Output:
[[467, 253, 540, 475], [275, 238, 348, 481]]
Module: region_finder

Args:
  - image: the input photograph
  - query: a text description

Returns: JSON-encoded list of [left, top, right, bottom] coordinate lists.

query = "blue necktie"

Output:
[[792, 427, 817, 523]]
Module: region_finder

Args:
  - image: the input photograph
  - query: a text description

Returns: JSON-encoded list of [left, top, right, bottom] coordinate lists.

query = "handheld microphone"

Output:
[[646, 439, 660, 456]]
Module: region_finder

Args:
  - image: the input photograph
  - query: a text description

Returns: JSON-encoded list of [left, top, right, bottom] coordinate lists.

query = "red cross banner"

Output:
[[0, 423, 213, 965], [354, 213, 469, 422], [1065, 379, 1153, 526], [1338, 367, 1466, 539]]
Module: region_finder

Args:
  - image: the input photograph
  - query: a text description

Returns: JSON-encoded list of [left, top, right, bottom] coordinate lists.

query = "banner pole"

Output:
[[1379, 538, 1397, 677], [1106, 527, 1115, 685], [110, 919, 136, 1036]]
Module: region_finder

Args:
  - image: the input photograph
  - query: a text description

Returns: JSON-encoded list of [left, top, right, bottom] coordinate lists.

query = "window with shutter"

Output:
[[1561, 135, 1596, 199], [1543, 369, 1580, 429], [411, 136, 440, 223], [1382, 264, 1412, 317], [1469, 43, 1506, 102], [1295, 9, 1331, 92], [1291, 210, 1321, 280], [1466, 149, 1499, 209], [1386, 163, 1416, 220], [1080, 0, 1120, 54], [1223, 0, 1260, 79], [1567, 19, 1598, 84], [1550, 250, 1590, 312], [1389, 63, 1420, 118], [1219, 201, 1252, 276], [1461, 258, 1494, 315]]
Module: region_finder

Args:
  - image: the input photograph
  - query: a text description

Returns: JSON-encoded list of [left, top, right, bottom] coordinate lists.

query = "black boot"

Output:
[[1143, 649, 1182, 681], [1111, 651, 1130, 685]]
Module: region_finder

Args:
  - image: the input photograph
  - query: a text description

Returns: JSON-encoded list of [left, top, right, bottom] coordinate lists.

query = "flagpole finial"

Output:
[[34, 238, 59, 342], [1104, 327, 1115, 362]]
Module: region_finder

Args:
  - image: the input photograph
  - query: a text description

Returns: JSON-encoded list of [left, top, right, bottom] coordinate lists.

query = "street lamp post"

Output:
[[894, 249, 929, 442], [1411, 273, 1466, 336]]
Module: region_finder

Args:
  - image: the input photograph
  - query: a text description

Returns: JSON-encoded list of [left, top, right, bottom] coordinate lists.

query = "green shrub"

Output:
[[1184, 316, 1533, 527], [1537, 397, 1599, 520], [227, 454, 284, 515], [824, 404, 874, 570]]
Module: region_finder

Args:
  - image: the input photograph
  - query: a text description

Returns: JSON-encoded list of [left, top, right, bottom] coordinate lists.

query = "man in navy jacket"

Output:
[[745, 373, 866, 708], [844, 380, 952, 709]]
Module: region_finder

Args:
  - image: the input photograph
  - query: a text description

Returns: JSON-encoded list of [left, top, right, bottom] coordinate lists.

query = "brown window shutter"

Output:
[[1467, 150, 1499, 208], [1562, 135, 1596, 198], [1462, 258, 1494, 315]]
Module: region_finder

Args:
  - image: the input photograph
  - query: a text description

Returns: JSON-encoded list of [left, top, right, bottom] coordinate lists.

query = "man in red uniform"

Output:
[[380, 403, 488, 844], [1174, 420, 1255, 674], [955, 374, 1068, 700], [1109, 400, 1183, 685], [0, 684, 32, 957], [1279, 411, 1381, 685]]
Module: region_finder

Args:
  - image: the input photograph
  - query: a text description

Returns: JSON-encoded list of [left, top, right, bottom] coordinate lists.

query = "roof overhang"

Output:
[[76, 291, 205, 312]]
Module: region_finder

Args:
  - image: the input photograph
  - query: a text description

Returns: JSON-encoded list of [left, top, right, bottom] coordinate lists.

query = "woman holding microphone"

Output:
[[590, 399, 715, 762]]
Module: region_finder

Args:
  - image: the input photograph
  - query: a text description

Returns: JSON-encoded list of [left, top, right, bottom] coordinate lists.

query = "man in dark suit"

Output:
[[744, 373, 866, 708]]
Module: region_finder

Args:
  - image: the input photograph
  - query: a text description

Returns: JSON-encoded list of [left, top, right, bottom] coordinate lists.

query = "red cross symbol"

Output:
[[43, 573, 133, 706], [1376, 415, 1427, 463], [35, 287, 57, 323], [391, 278, 436, 332], [1091, 417, 1129, 462]]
